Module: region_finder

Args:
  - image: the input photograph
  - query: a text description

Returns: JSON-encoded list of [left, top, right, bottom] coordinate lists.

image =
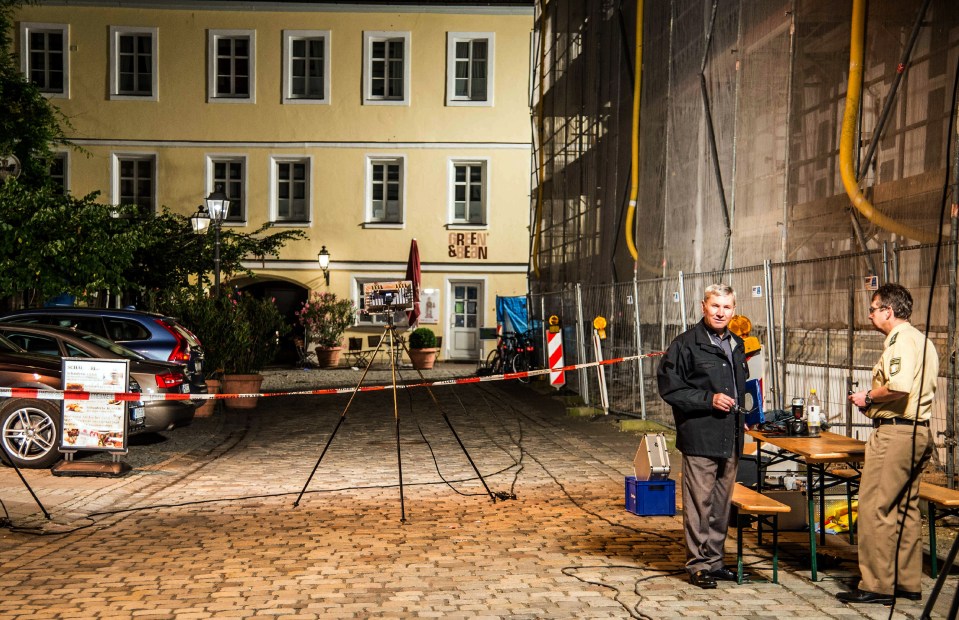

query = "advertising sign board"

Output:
[[60, 358, 130, 453]]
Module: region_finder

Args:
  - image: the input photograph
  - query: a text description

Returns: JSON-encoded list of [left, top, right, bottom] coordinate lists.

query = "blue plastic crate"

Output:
[[625, 476, 676, 516]]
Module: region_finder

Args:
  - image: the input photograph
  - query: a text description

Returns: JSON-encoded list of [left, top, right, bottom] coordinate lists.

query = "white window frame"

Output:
[[282, 30, 331, 105], [269, 156, 313, 225], [364, 155, 406, 227], [207, 29, 256, 103], [19, 22, 69, 98], [111, 152, 157, 215], [353, 275, 410, 327], [363, 31, 410, 106], [448, 158, 489, 227], [206, 155, 247, 223], [446, 32, 494, 107], [109, 26, 159, 101], [51, 151, 69, 194]]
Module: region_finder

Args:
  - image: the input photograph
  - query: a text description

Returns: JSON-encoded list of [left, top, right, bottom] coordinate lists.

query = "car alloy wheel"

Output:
[[0, 399, 61, 469]]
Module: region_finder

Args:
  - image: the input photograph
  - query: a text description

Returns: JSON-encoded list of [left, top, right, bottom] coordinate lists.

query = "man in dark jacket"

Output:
[[657, 283, 747, 589]]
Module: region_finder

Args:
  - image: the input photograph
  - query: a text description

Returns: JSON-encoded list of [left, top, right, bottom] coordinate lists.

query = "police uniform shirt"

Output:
[[870, 321, 938, 422]]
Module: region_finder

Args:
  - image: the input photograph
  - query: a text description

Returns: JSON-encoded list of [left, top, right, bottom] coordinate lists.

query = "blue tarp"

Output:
[[495, 296, 528, 334]]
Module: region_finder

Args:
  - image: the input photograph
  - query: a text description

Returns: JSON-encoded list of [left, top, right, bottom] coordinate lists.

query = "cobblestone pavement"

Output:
[[0, 364, 956, 619]]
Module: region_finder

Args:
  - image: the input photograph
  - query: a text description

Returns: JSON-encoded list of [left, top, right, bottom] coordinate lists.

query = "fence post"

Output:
[[633, 278, 647, 420], [540, 295, 548, 369], [882, 241, 889, 284], [575, 283, 590, 404], [679, 271, 687, 332], [763, 260, 782, 411], [846, 275, 856, 437], [892, 241, 900, 282]]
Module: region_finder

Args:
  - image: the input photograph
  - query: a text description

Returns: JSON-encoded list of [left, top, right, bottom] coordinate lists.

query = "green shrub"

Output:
[[408, 327, 437, 349], [160, 289, 288, 376]]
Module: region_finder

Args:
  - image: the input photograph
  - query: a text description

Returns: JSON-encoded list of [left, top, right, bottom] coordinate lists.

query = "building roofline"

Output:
[[33, 0, 534, 15]]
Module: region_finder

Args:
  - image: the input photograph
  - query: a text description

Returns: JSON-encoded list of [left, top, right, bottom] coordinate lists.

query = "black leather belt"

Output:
[[873, 418, 928, 428]]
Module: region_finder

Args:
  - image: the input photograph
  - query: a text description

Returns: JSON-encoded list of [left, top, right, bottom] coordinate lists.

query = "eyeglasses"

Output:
[[868, 304, 888, 315]]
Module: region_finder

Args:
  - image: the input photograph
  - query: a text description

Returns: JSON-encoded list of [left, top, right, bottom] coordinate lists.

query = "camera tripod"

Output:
[[293, 310, 496, 522]]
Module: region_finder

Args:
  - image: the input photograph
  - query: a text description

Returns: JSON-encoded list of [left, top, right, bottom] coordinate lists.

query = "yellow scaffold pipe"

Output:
[[839, 0, 935, 243], [625, 0, 644, 264]]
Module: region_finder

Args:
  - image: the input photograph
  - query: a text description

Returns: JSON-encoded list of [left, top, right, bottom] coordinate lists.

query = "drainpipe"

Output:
[[838, 0, 935, 243]]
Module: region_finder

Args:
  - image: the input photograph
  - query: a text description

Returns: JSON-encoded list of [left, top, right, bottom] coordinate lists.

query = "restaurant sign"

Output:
[[60, 358, 131, 453]]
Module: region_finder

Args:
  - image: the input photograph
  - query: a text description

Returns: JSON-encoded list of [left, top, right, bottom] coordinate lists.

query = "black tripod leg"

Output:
[[293, 333, 393, 508], [293, 414, 347, 508], [922, 531, 959, 619], [389, 326, 407, 523], [397, 337, 497, 503], [8, 455, 51, 520]]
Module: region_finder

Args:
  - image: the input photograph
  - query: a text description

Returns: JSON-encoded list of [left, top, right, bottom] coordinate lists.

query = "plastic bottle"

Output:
[[807, 388, 822, 437]]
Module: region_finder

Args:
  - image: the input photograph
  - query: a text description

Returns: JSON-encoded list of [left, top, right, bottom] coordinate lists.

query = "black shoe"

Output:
[[895, 589, 921, 601], [836, 589, 894, 605], [689, 569, 717, 589], [707, 567, 745, 582]]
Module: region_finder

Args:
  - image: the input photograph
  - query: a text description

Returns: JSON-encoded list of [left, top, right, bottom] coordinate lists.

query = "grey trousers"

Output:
[[682, 452, 740, 574]]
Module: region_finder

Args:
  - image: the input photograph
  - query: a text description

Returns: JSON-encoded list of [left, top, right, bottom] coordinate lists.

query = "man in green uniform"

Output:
[[837, 283, 937, 605]]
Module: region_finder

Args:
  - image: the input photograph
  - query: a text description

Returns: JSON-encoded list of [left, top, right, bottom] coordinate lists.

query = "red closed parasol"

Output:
[[405, 238, 421, 327]]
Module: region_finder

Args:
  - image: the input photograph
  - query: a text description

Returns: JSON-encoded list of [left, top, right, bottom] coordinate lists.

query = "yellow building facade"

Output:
[[16, 0, 534, 362]]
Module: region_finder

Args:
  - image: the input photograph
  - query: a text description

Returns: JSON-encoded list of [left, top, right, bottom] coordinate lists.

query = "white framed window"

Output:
[[283, 30, 330, 104], [449, 159, 488, 225], [353, 276, 410, 327], [363, 31, 410, 106], [208, 29, 255, 103], [112, 153, 156, 215], [20, 22, 69, 97], [270, 157, 311, 224], [446, 33, 494, 106], [109, 26, 158, 100], [51, 152, 68, 194], [365, 156, 405, 226], [207, 156, 246, 222]]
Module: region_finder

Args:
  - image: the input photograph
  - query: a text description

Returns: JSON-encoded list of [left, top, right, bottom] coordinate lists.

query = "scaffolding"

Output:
[[529, 0, 959, 481]]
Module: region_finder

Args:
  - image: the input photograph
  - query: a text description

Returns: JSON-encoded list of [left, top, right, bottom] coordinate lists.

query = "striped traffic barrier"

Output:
[[547, 330, 565, 388]]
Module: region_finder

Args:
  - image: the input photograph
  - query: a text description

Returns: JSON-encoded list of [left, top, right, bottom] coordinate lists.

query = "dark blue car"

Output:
[[0, 307, 206, 392]]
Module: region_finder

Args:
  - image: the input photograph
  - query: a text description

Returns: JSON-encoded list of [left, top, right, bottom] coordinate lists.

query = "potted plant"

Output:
[[295, 291, 356, 368], [407, 326, 439, 370], [163, 289, 287, 409]]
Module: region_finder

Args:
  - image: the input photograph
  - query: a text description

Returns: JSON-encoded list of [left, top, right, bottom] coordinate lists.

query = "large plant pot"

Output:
[[408, 348, 438, 370], [220, 374, 264, 409], [194, 378, 220, 417], [315, 346, 343, 368]]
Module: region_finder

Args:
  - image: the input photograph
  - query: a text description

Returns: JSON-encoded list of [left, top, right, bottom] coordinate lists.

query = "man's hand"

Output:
[[848, 390, 869, 409], [712, 392, 736, 412]]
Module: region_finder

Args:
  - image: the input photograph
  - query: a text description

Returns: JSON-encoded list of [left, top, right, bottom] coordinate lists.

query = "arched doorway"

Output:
[[235, 279, 308, 365]]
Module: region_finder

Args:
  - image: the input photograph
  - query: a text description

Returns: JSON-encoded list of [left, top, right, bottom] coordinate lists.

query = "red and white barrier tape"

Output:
[[0, 351, 666, 402]]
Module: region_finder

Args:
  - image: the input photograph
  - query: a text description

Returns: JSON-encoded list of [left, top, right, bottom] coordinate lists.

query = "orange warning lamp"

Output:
[[728, 315, 761, 355], [593, 316, 607, 339], [548, 315, 560, 334]]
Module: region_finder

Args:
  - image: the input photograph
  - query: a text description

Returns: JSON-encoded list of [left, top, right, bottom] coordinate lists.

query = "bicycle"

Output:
[[484, 331, 538, 381], [509, 331, 538, 383], [485, 331, 517, 374]]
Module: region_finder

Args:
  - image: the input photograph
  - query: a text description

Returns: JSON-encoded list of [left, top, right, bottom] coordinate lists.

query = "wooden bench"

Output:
[[919, 482, 959, 577], [731, 483, 792, 584]]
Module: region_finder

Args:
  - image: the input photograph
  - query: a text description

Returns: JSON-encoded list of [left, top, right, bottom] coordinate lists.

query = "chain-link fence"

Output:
[[530, 241, 959, 480]]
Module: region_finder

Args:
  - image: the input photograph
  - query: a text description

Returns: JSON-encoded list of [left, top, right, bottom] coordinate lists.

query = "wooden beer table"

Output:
[[746, 430, 866, 581]]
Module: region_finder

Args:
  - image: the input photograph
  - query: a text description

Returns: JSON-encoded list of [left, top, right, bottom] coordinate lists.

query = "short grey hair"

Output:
[[703, 283, 736, 304]]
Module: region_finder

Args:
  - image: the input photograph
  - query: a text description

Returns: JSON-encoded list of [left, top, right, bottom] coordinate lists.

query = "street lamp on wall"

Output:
[[318, 245, 330, 286], [191, 185, 230, 295]]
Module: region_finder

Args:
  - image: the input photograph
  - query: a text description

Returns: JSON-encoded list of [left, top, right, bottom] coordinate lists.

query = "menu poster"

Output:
[[60, 358, 130, 453]]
